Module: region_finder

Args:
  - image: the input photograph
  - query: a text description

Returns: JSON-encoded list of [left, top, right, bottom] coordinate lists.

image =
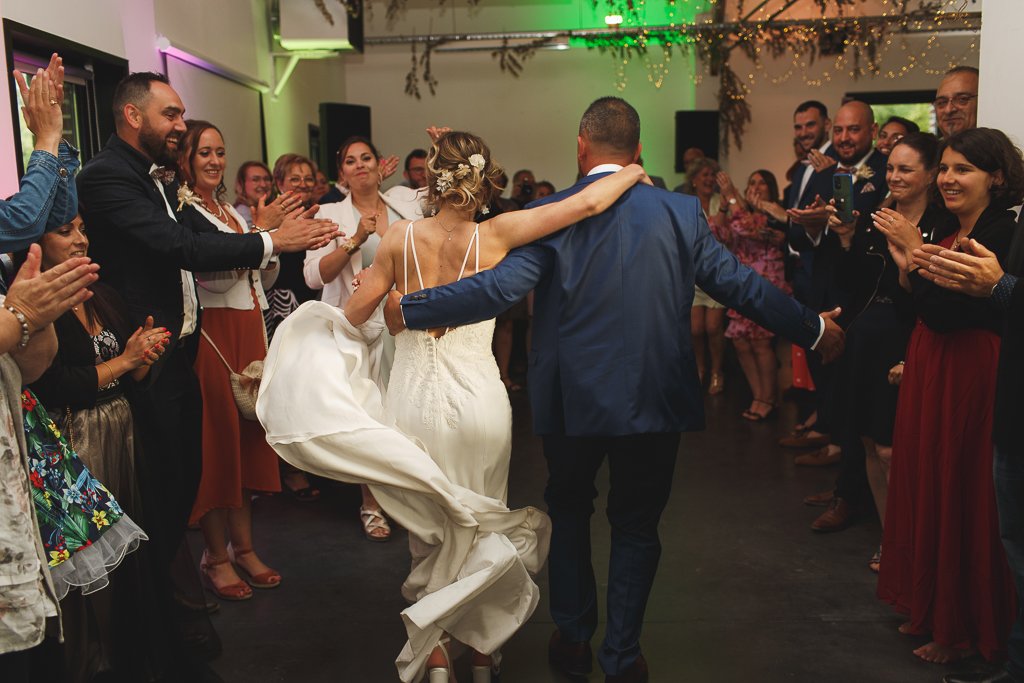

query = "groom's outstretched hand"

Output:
[[816, 307, 845, 363], [384, 291, 407, 336]]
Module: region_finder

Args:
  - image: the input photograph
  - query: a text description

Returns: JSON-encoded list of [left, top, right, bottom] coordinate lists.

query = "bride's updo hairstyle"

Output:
[[425, 131, 505, 215]]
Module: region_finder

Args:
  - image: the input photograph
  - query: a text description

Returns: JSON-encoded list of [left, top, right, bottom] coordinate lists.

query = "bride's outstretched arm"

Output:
[[343, 222, 402, 325], [483, 164, 649, 252]]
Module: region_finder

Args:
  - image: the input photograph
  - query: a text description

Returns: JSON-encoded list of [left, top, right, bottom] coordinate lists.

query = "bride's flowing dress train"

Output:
[[256, 222, 549, 682]]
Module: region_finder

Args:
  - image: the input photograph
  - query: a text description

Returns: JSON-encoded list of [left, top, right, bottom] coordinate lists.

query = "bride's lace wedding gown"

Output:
[[388, 222, 512, 506], [256, 222, 548, 682]]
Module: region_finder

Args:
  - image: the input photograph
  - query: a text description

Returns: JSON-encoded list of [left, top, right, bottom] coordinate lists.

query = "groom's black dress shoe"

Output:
[[942, 668, 1015, 683], [605, 654, 649, 683], [548, 630, 592, 679]]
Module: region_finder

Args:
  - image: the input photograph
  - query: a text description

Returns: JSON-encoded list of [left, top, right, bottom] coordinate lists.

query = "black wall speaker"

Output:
[[675, 110, 720, 172], [318, 102, 372, 180]]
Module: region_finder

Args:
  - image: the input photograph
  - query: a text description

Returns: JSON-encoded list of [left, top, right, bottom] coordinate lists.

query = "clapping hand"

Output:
[[872, 208, 923, 253], [270, 205, 342, 253], [123, 316, 171, 369], [5, 244, 99, 333], [745, 186, 788, 222], [715, 171, 735, 196], [378, 155, 399, 182], [254, 191, 303, 230], [807, 149, 838, 173], [787, 195, 830, 233], [911, 239, 1005, 298], [13, 65, 64, 154]]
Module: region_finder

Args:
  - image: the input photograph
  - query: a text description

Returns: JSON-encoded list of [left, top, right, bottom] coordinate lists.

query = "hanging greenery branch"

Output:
[[491, 37, 552, 78], [718, 63, 752, 153], [405, 39, 447, 99], [314, 0, 361, 25], [369, 0, 978, 150]]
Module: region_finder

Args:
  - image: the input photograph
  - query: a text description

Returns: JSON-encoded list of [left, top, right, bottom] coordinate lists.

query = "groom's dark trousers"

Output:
[[402, 173, 823, 675], [543, 432, 680, 673]]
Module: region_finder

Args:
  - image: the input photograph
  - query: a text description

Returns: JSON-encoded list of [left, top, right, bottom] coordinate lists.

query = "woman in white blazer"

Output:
[[179, 120, 284, 601], [304, 136, 423, 542]]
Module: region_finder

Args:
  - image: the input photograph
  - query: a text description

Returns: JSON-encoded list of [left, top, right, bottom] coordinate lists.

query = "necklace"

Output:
[[354, 196, 385, 220], [434, 216, 457, 241], [952, 227, 971, 251], [201, 197, 227, 223]]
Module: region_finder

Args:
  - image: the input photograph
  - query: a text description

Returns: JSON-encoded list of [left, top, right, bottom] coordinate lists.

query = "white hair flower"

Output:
[[435, 169, 454, 193], [469, 154, 486, 171]]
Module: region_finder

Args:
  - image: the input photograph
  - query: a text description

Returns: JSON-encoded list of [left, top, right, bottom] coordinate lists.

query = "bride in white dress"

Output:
[[258, 131, 646, 682]]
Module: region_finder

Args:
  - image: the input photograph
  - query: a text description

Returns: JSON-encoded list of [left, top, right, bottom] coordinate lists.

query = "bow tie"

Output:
[[836, 166, 855, 175], [150, 166, 176, 185]]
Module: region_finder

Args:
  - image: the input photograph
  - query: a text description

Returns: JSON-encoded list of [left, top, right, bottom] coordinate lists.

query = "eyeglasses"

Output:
[[933, 93, 977, 109]]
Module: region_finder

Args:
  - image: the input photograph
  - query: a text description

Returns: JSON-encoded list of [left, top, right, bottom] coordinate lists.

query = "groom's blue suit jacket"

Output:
[[403, 173, 822, 437]]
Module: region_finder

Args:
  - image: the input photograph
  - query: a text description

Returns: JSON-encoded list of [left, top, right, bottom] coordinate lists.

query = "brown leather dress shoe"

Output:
[[811, 497, 854, 532], [606, 654, 649, 683], [549, 630, 593, 679], [794, 445, 841, 467], [802, 489, 835, 507], [778, 432, 831, 449]]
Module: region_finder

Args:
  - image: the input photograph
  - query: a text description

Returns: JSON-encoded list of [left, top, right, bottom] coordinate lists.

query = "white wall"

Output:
[[0, 0, 993, 197], [341, 43, 702, 191], [341, 19, 977, 191], [0, 0, 346, 192], [978, 0, 1023, 147]]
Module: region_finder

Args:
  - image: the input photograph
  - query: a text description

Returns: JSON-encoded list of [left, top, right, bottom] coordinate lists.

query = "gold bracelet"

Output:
[[342, 238, 360, 255], [100, 361, 114, 386]]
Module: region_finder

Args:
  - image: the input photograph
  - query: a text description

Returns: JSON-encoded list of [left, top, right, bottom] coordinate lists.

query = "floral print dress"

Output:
[[22, 389, 146, 599], [720, 207, 790, 339]]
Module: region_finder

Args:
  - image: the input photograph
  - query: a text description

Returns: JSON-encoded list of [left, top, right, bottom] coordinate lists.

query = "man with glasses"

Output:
[[934, 65, 979, 139]]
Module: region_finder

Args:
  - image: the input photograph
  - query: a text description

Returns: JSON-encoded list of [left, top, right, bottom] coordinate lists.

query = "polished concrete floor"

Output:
[[198, 385, 978, 682]]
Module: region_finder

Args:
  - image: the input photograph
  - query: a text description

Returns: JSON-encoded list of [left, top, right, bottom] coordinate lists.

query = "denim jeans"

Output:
[[995, 446, 1024, 681]]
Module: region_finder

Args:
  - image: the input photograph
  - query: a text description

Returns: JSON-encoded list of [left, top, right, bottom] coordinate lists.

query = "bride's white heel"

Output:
[[427, 637, 455, 683], [470, 663, 500, 683], [470, 650, 499, 683]]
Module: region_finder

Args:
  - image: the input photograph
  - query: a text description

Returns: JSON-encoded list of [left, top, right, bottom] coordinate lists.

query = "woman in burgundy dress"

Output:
[[875, 127, 1023, 664]]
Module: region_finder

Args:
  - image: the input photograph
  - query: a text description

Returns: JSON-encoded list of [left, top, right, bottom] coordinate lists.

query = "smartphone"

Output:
[[832, 173, 855, 224]]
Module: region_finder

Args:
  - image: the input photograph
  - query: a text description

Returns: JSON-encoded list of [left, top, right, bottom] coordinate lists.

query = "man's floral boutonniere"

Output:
[[176, 185, 203, 212]]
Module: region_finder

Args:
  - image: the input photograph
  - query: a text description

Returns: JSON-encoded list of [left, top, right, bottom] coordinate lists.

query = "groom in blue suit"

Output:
[[388, 98, 845, 682]]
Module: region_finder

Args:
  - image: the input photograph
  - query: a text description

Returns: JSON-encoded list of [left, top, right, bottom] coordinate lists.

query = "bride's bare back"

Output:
[[343, 163, 647, 327]]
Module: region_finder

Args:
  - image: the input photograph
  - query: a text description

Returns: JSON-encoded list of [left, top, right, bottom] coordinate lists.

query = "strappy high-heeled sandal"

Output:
[[359, 506, 392, 542], [428, 636, 455, 683], [228, 545, 282, 589], [200, 551, 253, 601]]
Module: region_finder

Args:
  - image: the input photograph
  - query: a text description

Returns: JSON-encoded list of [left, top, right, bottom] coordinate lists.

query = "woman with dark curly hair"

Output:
[[874, 127, 1024, 665]]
